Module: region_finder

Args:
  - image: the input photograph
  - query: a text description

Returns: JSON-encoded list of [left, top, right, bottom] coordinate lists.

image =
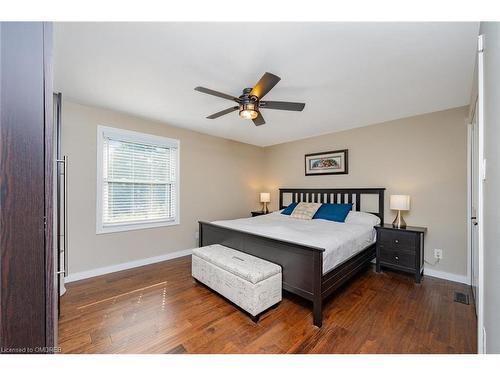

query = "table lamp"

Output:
[[390, 194, 410, 228], [260, 192, 271, 214]]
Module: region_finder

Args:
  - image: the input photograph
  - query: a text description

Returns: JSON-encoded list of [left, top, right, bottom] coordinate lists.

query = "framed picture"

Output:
[[304, 149, 348, 176]]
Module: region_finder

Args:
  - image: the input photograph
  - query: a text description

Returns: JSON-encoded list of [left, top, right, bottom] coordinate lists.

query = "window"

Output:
[[96, 126, 179, 233]]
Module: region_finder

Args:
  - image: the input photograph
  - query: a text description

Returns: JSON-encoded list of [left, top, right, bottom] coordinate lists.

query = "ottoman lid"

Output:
[[192, 244, 281, 284]]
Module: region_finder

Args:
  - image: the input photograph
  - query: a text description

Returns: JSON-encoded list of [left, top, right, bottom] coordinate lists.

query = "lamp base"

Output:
[[261, 202, 269, 214], [392, 210, 406, 228]]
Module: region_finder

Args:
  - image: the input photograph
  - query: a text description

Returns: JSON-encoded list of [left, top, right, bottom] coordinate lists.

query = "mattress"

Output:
[[212, 211, 376, 274]]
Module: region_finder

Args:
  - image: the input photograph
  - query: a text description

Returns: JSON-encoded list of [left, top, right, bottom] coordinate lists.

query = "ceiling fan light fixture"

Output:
[[239, 103, 259, 120], [195, 72, 305, 126]]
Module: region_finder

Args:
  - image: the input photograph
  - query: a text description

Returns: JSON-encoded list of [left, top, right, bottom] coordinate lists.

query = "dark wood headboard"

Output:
[[279, 188, 386, 223]]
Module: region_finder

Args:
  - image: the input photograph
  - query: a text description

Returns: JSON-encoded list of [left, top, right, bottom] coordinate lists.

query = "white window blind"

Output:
[[97, 126, 179, 233]]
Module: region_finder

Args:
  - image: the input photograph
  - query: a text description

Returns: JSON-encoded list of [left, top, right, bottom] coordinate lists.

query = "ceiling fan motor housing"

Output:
[[239, 88, 258, 103]]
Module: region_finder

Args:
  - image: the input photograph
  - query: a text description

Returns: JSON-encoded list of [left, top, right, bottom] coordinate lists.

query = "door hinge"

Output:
[[43, 216, 47, 231], [478, 35, 484, 53]]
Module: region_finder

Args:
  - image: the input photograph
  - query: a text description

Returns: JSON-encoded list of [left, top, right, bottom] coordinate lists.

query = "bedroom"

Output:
[[1, 1, 500, 369]]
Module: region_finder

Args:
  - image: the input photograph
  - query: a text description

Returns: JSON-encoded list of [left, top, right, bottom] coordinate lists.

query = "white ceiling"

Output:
[[54, 22, 479, 147]]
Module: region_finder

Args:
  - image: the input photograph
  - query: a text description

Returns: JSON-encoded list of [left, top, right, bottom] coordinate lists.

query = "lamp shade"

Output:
[[390, 195, 410, 211], [260, 192, 271, 203]]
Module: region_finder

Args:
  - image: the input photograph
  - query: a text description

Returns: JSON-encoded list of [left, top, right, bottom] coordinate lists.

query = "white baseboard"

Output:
[[373, 259, 468, 284], [64, 249, 469, 286], [424, 268, 469, 285], [64, 248, 193, 283]]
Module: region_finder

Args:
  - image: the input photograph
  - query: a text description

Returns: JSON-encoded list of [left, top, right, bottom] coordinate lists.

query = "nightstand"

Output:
[[375, 224, 427, 283], [251, 211, 271, 217]]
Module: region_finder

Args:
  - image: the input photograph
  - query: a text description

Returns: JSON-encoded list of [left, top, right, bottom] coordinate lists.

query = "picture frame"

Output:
[[304, 149, 348, 176]]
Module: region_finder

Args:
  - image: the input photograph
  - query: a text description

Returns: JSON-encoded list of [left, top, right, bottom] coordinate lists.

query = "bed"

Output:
[[198, 187, 385, 327]]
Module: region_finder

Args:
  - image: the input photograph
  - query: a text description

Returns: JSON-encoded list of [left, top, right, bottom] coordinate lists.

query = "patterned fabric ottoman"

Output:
[[191, 244, 282, 322]]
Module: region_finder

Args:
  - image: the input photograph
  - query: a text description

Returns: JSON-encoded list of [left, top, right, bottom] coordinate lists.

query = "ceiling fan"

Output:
[[194, 72, 305, 126]]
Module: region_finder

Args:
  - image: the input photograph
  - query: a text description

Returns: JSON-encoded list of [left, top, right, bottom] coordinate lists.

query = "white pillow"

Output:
[[290, 202, 322, 220], [344, 211, 381, 226]]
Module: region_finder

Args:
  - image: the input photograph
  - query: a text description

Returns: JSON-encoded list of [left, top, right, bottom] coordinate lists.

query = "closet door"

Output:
[[0, 22, 55, 352]]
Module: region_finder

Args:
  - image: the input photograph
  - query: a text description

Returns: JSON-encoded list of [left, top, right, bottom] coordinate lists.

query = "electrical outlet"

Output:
[[434, 249, 443, 259]]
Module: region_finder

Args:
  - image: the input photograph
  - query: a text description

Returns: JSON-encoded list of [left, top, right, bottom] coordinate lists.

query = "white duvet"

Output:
[[212, 211, 376, 274]]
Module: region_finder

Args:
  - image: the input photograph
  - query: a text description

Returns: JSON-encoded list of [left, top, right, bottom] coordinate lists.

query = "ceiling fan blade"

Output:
[[195, 87, 239, 102], [250, 72, 281, 99], [206, 106, 239, 119], [259, 101, 305, 111], [252, 112, 266, 126]]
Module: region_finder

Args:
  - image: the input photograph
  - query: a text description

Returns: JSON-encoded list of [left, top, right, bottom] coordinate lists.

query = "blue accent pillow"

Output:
[[313, 203, 353, 222], [281, 202, 298, 215]]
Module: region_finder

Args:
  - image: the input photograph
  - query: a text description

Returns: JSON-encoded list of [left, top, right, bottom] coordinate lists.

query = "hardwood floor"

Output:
[[59, 256, 477, 354]]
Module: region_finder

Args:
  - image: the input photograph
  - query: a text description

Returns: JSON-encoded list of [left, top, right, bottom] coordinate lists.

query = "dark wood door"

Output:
[[0, 22, 55, 353]]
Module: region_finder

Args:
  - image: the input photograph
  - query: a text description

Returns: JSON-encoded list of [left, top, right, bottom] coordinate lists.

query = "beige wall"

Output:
[[62, 100, 264, 274], [263, 107, 469, 277], [63, 101, 469, 279]]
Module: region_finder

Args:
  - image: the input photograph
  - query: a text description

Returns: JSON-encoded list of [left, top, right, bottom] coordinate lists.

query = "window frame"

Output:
[[96, 125, 180, 234]]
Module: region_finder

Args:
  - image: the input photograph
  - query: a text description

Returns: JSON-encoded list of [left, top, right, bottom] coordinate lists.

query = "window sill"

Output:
[[96, 219, 180, 234]]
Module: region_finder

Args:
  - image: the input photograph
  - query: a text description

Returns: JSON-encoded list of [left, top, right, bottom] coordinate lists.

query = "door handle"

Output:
[[56, 155, 68, 277], [64, 155, 68, 277]]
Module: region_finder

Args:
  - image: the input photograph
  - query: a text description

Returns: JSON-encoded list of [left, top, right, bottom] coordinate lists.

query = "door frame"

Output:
[[466, 121, 472, 287], [476, 33, 485, 354]]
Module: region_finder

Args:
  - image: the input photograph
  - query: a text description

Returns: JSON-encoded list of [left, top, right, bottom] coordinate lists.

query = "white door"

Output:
[[468, 34, 485, 353], [470, 100, 479, 310]]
